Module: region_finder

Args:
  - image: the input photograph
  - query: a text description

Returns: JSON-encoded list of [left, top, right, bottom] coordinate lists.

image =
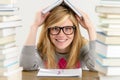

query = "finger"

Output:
[[76, 15, 83, 23], [44, 12, 50, 18], [76, 15, 84, 26], [76, 15, 82, 21]]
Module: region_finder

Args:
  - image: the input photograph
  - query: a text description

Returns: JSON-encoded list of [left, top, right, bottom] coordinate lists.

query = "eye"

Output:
[[51, 27, 59, 31], [53, 27, 59, 30], [64, 26, 73, 31]]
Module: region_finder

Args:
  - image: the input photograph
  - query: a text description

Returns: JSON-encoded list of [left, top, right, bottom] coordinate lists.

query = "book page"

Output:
[[37, 68, 82, 77]]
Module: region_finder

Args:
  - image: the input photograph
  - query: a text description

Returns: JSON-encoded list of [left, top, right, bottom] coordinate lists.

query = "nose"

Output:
[[58, 29, 65, 36]]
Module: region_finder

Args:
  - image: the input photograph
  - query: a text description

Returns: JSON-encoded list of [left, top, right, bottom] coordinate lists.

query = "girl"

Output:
[[20, 5, 96, 71]]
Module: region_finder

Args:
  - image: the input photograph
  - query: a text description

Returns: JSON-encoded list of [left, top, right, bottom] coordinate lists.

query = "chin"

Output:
[[56, 45, 68, 50], [57, 47, 66, 50]]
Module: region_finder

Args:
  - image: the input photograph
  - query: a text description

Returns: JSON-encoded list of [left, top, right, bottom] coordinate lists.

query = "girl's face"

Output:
[[49, 18, 75, 53]]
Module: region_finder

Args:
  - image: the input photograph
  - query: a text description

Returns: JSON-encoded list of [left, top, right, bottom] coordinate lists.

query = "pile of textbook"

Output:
[[0, 0, 22, 80], [95, 0, 120, 80]]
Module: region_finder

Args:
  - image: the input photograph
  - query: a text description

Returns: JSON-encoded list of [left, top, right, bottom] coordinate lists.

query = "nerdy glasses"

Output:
[[48, 26, 76, 35]]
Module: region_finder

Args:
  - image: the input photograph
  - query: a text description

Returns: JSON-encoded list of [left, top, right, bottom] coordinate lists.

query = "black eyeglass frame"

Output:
[[48, 26, 76, 35]]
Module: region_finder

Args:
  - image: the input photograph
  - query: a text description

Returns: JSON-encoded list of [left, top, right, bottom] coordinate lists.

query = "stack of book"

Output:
[[0, 0, 22, 80], [95, 0, 120, 80]]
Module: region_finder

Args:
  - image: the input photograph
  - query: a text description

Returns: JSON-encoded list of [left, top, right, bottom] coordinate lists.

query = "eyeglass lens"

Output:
[[48, 26, 76, 35]]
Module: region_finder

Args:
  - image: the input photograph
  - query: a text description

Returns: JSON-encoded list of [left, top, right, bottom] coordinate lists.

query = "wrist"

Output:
[[87, 25, 95, 32], [31, 24, 39, 30], [87, 26, 96, 40]]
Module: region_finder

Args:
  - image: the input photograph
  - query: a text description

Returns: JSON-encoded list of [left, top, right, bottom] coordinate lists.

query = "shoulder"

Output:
[[22, 45, 39, 54], [23, 45, 37, 49], [22, 45, 37, 51], [80, 40, 96, 52]]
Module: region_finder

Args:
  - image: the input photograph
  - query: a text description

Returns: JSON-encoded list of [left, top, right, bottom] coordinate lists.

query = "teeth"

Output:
[[57, 39, 66, 42]]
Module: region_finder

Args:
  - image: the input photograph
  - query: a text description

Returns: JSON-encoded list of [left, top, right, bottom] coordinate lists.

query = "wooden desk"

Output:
[[22, 70, 99, 80]]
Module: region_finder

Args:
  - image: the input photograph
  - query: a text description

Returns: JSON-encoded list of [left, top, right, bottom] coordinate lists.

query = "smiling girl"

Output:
[[20, 5, 96, 71]]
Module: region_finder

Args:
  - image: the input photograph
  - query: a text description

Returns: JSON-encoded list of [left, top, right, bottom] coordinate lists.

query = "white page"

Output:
[[37, 68, 82, 77]]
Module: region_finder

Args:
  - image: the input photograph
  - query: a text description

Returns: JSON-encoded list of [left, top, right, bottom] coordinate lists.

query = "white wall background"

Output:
[[17, 0, 100, 52]]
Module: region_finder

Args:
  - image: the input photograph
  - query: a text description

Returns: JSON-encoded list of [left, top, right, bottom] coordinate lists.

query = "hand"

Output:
[[76, 9, 94, 31], [33, 11, 49, 28], [76, 9, 96, 40]]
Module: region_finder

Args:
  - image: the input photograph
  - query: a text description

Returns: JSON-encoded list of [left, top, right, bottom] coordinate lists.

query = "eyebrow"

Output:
[[48, 25, 74, 28]]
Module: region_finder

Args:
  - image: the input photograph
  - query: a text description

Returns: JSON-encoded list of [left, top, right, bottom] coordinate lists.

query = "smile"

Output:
[[56, 39, 67, 42]]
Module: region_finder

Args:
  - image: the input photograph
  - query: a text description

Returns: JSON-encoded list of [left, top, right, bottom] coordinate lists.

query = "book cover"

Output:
[[0, 51, 18, 60], [0, 41, 16, 49], [0, 0, 17, 5], [96, 32, 120, 44], [0, 28, 16, 37], [0, 7, 18, 11], [98, 13, 120, 19], [103, 31, 120, 36], [95, 40, 120, 58], [0, 20, 22, 29], [0, 71, 22, 80], [42, 0, 82, 18], [95, 5, 120, 14], [0, 62, 19, 72], [0, 35, 16, 46], [0, 10, 18, 16], [0, 4, 14, 8], [0, 67, 22, 76], [98, 26, 120, 32], [98, 72, 120, 80], [95, 61, 120, 76], [100, 0, 120, 6], [37, 68, 82, 77], [98, 23, 120, 28], [0, 46, 17, 54], [0, 15, 21, 22], [98, 24, 120, 36], [0, 57, 18, 67], [97, 54, 120, 66], [99, 17, 120, 24]]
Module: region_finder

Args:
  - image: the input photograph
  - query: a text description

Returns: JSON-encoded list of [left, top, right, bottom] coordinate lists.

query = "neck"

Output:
[[56, 46, 70, 53]]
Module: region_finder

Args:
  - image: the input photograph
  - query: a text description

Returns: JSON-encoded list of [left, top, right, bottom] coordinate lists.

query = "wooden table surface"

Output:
[[22, 70, 99, 80]]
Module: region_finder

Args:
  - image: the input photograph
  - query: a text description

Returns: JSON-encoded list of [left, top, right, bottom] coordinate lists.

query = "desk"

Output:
[[22, 70, 99, 80]]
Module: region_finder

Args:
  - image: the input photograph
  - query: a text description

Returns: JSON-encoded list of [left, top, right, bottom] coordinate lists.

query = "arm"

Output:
[[80, 41, 96, 71], [20, 11, 49, 70], [76, 9, 96, 41], [77, 9, 96, 71], [25, 11, 49, 45], [20, 46, 44, 70]]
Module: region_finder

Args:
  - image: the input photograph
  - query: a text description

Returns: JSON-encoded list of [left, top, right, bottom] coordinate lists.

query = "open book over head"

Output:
[[42, 0, 82, 18]]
